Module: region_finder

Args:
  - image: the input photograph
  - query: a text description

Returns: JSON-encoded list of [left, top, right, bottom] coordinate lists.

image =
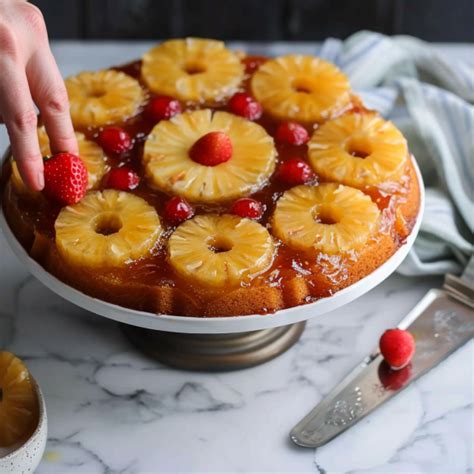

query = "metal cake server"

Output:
[[290, 256, 474, 448]]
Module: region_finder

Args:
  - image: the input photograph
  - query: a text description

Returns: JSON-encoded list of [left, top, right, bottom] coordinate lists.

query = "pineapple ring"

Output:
[[168, 214, 275, 288], [0, 351, 39, 447], [55, 190, 162, 268], [141, 38, 244, 103], [308, 113, 408, 188], [66, 70, 145, 128], [37, 126, 108, 189], [10, 161, 37, 197], [272, 183, 380, 254], [251, 55, 351, 123], [10, 128, 108, 195], [143, 109, 276, 203]]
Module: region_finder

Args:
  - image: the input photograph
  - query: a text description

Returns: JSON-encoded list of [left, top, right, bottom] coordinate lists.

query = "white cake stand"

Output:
[[0, 150, 424, 369]]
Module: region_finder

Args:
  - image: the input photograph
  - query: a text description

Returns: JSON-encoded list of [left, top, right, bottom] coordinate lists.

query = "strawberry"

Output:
[[105, 167, 140, 191], [379, 328, 415, 370], [189, 131, 233, 166], [278, 157, 314, 185], [229, 92, 263, 120], [276, 122, 309, 145], [98, 127, 133, 155], [164, 196, 194, 225], [146, 95, 182, 122], [231, 198, 264, 220], [43, 152, 88, 205]]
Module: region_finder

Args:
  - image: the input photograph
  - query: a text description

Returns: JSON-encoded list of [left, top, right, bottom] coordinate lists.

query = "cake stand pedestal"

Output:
[[121, 321, 306, 371]]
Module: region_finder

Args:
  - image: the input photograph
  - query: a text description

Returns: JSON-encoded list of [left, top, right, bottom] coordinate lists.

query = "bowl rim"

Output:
[[0, 148, 425, 334], [0, 377, 47, 461]]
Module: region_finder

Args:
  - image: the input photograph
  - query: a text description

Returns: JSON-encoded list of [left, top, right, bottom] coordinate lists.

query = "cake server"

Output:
[[290, 256, 474, 448]]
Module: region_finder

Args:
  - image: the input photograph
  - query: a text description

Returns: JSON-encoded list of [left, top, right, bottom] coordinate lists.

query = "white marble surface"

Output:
[[0, 42, 473, 474]]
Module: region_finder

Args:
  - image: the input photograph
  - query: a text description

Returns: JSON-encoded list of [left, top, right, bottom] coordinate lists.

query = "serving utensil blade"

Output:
[[290, 258, 474, 448]]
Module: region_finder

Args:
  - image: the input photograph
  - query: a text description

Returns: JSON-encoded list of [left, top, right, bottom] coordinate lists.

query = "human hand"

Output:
[[0, 0, 77, 190]]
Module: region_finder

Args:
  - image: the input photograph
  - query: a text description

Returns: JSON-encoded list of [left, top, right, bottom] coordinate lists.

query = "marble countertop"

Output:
[[1, 42, 473, 474]]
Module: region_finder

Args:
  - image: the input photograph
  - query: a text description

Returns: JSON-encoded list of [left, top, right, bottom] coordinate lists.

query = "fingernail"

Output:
[[37, 172, 45, 190]]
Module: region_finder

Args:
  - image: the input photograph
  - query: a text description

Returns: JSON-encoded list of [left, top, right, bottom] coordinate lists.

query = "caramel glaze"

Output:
[[1, 55, 421, 317]]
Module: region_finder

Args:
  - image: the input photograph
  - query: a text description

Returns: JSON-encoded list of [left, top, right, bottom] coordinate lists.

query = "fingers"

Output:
[[27, 48, 78, 157], [0, 60, 44, 191]]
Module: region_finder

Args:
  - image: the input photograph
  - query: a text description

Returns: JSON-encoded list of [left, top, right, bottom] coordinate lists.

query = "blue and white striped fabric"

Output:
[[317, 31, 473, 276]]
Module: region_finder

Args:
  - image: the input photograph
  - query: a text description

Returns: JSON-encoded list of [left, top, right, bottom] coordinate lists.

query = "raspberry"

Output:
[[146, 95, 182, 122], [278, 158, 314, 185], [379, 329, 415, 370], [231, 198, 264, 220], [189, 132, 233, 166], [276, 122, 309, 145], [43, 152, 88, 205], [164, 196, 194, 225], [105, 167, 140, 191], [98, 127, 133, 154], [229, 92, 262, 120]]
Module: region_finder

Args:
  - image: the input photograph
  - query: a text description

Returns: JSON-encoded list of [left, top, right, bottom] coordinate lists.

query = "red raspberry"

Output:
[[189, 132, 233, 166], [146, 96, 182, 122], [278, 158, 314, 185], [98, 127, 133, 154], [105, 167, 140, 191], [379, 329, 415, 370], [229, 92, 262, 120], [164, 196, 194, 225], [231, 198, 264, 220], [276, 122, 309, 145], [43, 152, 88, 205]]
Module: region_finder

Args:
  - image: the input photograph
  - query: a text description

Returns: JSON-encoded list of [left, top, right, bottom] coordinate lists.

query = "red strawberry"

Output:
[[98, 127, 133, 154], [379, 329, 415, 370], [105, 167, 140, 191], [43, 152, 88, 205], [276, 122, 309, 145], [189, 132, 233, 166], [146, 96, 182, 122], [278, 158, 314, 185], [229, 92, 263, 120], [231, 198, 264, 220], [164, 196, 194, 225]]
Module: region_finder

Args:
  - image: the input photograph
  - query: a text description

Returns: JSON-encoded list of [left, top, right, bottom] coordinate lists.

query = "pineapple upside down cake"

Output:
[[1, 38, 420, 317]]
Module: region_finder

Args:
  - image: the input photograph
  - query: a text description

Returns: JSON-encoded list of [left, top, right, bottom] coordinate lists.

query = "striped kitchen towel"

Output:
[[317, 31, 473, 276]]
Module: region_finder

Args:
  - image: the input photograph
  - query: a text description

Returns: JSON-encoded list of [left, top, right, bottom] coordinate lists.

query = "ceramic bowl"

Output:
[[0, 149, 424, 334], [0, 379, 48, 473]]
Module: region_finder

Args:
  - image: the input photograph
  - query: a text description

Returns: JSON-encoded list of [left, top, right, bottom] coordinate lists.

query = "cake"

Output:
[[1, 38, 420, 317]]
